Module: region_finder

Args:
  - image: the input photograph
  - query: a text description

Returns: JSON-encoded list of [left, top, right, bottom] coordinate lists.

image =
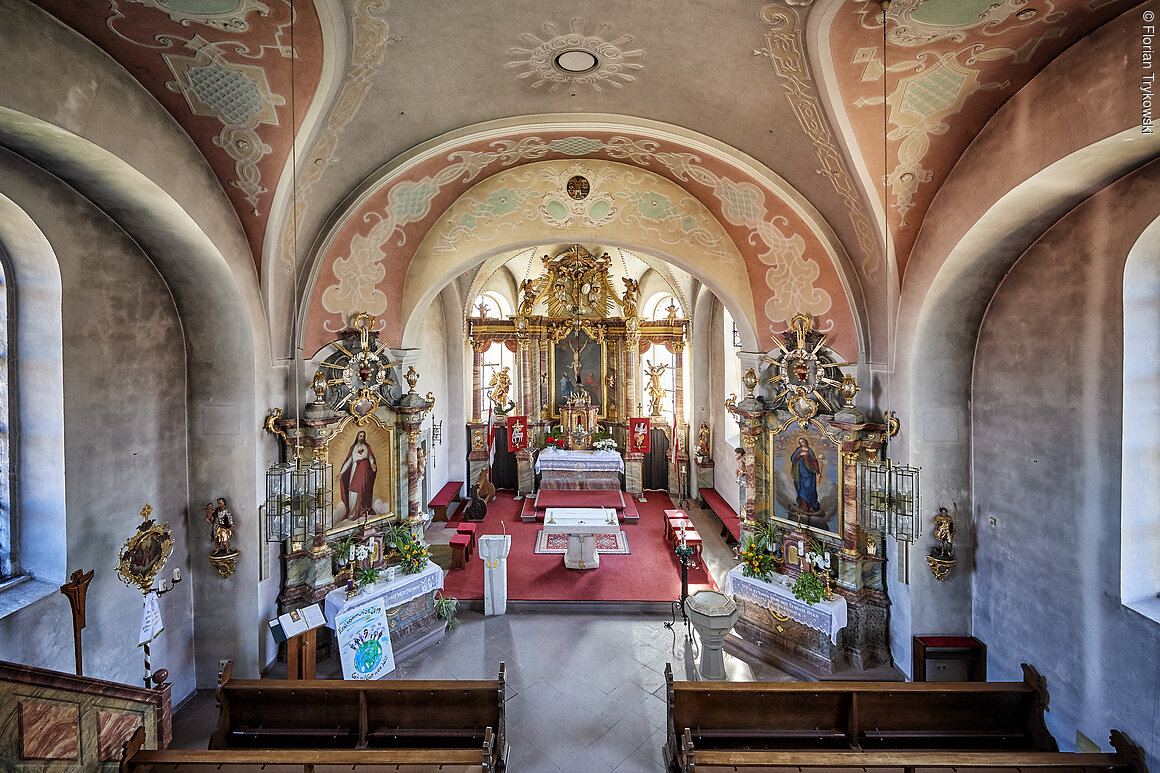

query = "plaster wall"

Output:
[[0, 149, 195, 699], [972, 163, 1160, 760]]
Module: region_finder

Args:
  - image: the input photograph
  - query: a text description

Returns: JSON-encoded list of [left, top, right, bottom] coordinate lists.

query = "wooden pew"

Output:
[[680, 728, 1147, 773], [429, 480, 464, 522], [120, 726, 498, 772], [664, 663, 1062, 771], [205, 661, 505, 771], [698, 487, 740, 543]]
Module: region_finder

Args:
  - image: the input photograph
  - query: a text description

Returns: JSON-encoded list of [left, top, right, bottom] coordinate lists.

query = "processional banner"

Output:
[[507, 415, 528, 452], [629, 418, 650, 453]]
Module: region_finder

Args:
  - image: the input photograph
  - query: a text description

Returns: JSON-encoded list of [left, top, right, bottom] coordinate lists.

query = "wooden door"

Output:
[[643, 427, 669, 490]]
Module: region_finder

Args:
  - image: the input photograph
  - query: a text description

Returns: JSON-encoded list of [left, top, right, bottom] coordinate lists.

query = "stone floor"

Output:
[[170, 496, 795, 772]]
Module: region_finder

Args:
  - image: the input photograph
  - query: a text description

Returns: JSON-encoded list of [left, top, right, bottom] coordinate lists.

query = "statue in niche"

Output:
[[932, 505, 956, 558], [644, 360, 669, 416], [487, 366, 514, 414], [203, 498, 235, 555]]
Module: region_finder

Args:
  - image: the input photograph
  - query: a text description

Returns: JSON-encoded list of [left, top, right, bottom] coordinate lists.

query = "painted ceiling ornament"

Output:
[[164, 36, 286, 213], [507, 18, 645, 92], [127, 0, 271, 31], [858, 0, 1066, 47]]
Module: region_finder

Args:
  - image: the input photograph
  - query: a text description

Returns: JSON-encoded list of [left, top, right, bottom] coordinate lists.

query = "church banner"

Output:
[[507, 415, 528, 451], [629, 418, 650, 453], [335, 596, 395, 681]]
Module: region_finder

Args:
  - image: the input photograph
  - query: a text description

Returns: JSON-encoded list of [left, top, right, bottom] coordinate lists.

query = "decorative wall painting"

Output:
[[770, 423, 841, 537], [550, 329, 606, 415], [328, 415, 396, 532]]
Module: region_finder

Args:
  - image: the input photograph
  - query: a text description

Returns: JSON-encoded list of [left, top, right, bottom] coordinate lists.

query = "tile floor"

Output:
[[170, 497, 796, 772]]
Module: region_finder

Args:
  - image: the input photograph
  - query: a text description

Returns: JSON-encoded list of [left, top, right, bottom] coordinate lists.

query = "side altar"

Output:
[[725, 314, 891, 676]]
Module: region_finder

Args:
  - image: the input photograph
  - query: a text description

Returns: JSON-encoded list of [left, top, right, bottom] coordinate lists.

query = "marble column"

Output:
[[538, 338, 549, 420], [406, 430, 421, 523], [518, 337, 532, 417], [672, 340, 686, 422], [625, 318, 641, 417], [470, 339, 488, 423]]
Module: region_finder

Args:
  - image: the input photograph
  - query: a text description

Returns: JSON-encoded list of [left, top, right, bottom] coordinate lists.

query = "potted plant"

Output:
[[433, 592, 460, 631], [592, 431, 617, 452], [791, 570, 827, 605]]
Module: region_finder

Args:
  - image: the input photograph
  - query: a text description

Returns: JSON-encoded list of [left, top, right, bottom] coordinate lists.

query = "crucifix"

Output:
[[59, 569, 95, 676]]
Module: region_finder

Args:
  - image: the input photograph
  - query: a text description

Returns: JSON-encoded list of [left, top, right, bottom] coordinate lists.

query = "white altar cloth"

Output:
[[535, 448, 625, 474], [724, 566, 847, 643], [324, 561, 444, 629], [542, 508, 619, 569]]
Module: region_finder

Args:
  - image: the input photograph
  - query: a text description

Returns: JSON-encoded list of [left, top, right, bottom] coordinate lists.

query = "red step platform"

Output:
[[521, 489, 637, 522]]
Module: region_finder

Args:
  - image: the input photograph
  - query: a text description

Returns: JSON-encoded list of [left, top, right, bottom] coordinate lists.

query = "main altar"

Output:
[[465, 245, 690, 498], [535, 447, 624, 491]]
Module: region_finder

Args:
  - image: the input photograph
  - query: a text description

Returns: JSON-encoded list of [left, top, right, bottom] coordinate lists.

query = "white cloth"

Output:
[[324, 561, 444, 629], [724, 566, 848, 644], [535, 448, 625, 473], [478, 534, 512, 616], [138, 591, 164, 646]]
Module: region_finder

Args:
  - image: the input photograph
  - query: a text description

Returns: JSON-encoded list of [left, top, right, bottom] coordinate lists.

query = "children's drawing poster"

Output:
[[335, 596, 395, 680]]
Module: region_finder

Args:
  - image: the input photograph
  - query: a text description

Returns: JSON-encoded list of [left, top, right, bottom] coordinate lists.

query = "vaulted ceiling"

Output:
[[27, 0, 1144, 311]]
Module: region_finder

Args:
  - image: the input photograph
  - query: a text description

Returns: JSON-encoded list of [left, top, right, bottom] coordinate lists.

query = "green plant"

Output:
[[751, 520, 784, 555], [354, 565, 382, 587], [791, 570, 827, 605], [433, 592, 460, 630]]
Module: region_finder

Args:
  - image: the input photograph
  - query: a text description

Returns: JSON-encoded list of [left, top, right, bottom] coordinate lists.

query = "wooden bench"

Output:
[[120, 726, 499, 772], [206, 661, 506, 771], [680, 728, 1146, 773], [429, 481, 464, 522], [664, 663, 1063, 771], [698, 487, 740, 543]]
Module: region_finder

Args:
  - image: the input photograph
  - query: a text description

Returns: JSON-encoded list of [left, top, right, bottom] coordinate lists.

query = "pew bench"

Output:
[[698, 487, 740, 543], [665, 663, 1060, 772], [120, 726, 499, 773], [207, 661, 506, 771], [429, 481, 464, 522], [680, 729, 1146, 773]]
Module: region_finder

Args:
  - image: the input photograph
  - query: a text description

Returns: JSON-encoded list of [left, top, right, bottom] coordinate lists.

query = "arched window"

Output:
[[645, 293, 682, 321], [481, 341, 516, 415], [1121, 223, 1160, 622], [641, 343, 677, 423]]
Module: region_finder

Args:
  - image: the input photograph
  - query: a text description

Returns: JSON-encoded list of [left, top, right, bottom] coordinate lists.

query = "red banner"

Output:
[[507, 415, 528, 452], [629, 417, 651, 453]]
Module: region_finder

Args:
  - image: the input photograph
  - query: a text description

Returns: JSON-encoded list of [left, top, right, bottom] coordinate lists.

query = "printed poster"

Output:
[[335, 597, 396, 681]]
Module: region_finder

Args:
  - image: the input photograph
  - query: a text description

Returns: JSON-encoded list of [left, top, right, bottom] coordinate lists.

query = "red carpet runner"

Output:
[[441, 491, 718, 602]]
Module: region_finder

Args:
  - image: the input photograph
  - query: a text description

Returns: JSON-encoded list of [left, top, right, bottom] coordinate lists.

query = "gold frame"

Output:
[[116, 504, 175, 595], [766, 424, 844, 539], [323, 412, 397, 535], [548, 329, 608, 420]]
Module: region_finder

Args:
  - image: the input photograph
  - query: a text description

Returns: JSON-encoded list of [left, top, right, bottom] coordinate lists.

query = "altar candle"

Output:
[[824, 552, 831, 569], [798, 540, 804, 556]]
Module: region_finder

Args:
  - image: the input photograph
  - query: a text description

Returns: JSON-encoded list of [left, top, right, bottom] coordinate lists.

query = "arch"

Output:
[[1121, 215, 1160, 622], [0, 192, 64, 601], [301, 115, 865, 360]]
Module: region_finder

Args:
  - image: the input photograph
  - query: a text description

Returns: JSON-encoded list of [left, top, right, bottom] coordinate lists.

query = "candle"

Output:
[[798, 540, 804, 556], [159, 579, 167, 592], [172, 568, 181, 582], [824, 552, 831, 569]]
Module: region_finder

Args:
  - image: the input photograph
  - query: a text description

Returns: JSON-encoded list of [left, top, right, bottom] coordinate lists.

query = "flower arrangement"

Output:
[[393, 530, 430, 574], [738, 538, 776, 581], [592, 437, 617, 452], [542, 426, 565, 448]]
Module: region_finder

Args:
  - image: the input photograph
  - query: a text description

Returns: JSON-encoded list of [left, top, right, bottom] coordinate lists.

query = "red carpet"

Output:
[[441, 491, 718, 602]]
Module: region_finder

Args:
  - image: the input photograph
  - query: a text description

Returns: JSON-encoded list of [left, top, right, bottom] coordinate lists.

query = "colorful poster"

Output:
[[507, 415, 528, 451], [629, 417, 650, 453], [335, 597, 395, 681]]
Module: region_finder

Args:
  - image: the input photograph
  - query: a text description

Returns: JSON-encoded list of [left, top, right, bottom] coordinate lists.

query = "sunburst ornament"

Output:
[[507, 19, 644, 92]]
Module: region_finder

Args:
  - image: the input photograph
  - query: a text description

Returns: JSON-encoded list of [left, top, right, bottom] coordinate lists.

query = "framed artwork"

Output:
[[629, 417, 650, 453], [549, 329, 606, 417], [769, 423, 842, 537], [326, 414, 397, 534], [116, 505, 175, 594]]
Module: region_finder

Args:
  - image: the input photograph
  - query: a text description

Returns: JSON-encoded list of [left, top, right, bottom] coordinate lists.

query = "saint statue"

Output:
[[203, 498, 234, 555], [695, 421, 711, 459], [933, 506, 956, 558], [339, 430, 378, 520], [487, 366, 514, 413], [644, 360, 668, 417]]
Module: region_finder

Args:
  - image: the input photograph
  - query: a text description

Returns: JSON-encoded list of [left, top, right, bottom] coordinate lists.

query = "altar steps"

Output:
[[520, 489, 638, 522]]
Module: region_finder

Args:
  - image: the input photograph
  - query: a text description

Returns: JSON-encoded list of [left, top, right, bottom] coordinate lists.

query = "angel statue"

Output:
[[517, 278, 538, 317], [487, 367, 515, 414], [620, 277, 640, 318], [644, 360, 669, 417]]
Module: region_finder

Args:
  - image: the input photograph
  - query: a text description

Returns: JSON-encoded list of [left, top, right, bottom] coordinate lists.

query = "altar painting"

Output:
[[770, 423, 841, 536], [550, 330, 606, 416], [327, 415, 397, 533]]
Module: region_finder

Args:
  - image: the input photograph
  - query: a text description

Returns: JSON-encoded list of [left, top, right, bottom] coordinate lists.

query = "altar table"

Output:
[[535, 448, 625, 473], [724, 566, 847, 644], [542, 507, 619, 570], [324, 562, 444, 628]]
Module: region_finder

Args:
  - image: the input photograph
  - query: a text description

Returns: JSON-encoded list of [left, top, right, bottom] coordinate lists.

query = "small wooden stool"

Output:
[[680, 529, 702, 561], [449, 533, 471, 570], [455, 522, 478, 556], [666, 516, 691, 542]]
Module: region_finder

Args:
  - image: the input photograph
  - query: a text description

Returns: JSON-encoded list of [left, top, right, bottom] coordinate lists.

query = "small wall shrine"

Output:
[[727, 313, 892, 674], [265, 313, 444, 660], [466, 244, 690, 497]]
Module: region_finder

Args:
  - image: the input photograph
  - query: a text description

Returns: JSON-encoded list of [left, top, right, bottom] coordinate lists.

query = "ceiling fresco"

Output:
[[831, 0, 1134, 274], [32, 0, 323, 271]]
